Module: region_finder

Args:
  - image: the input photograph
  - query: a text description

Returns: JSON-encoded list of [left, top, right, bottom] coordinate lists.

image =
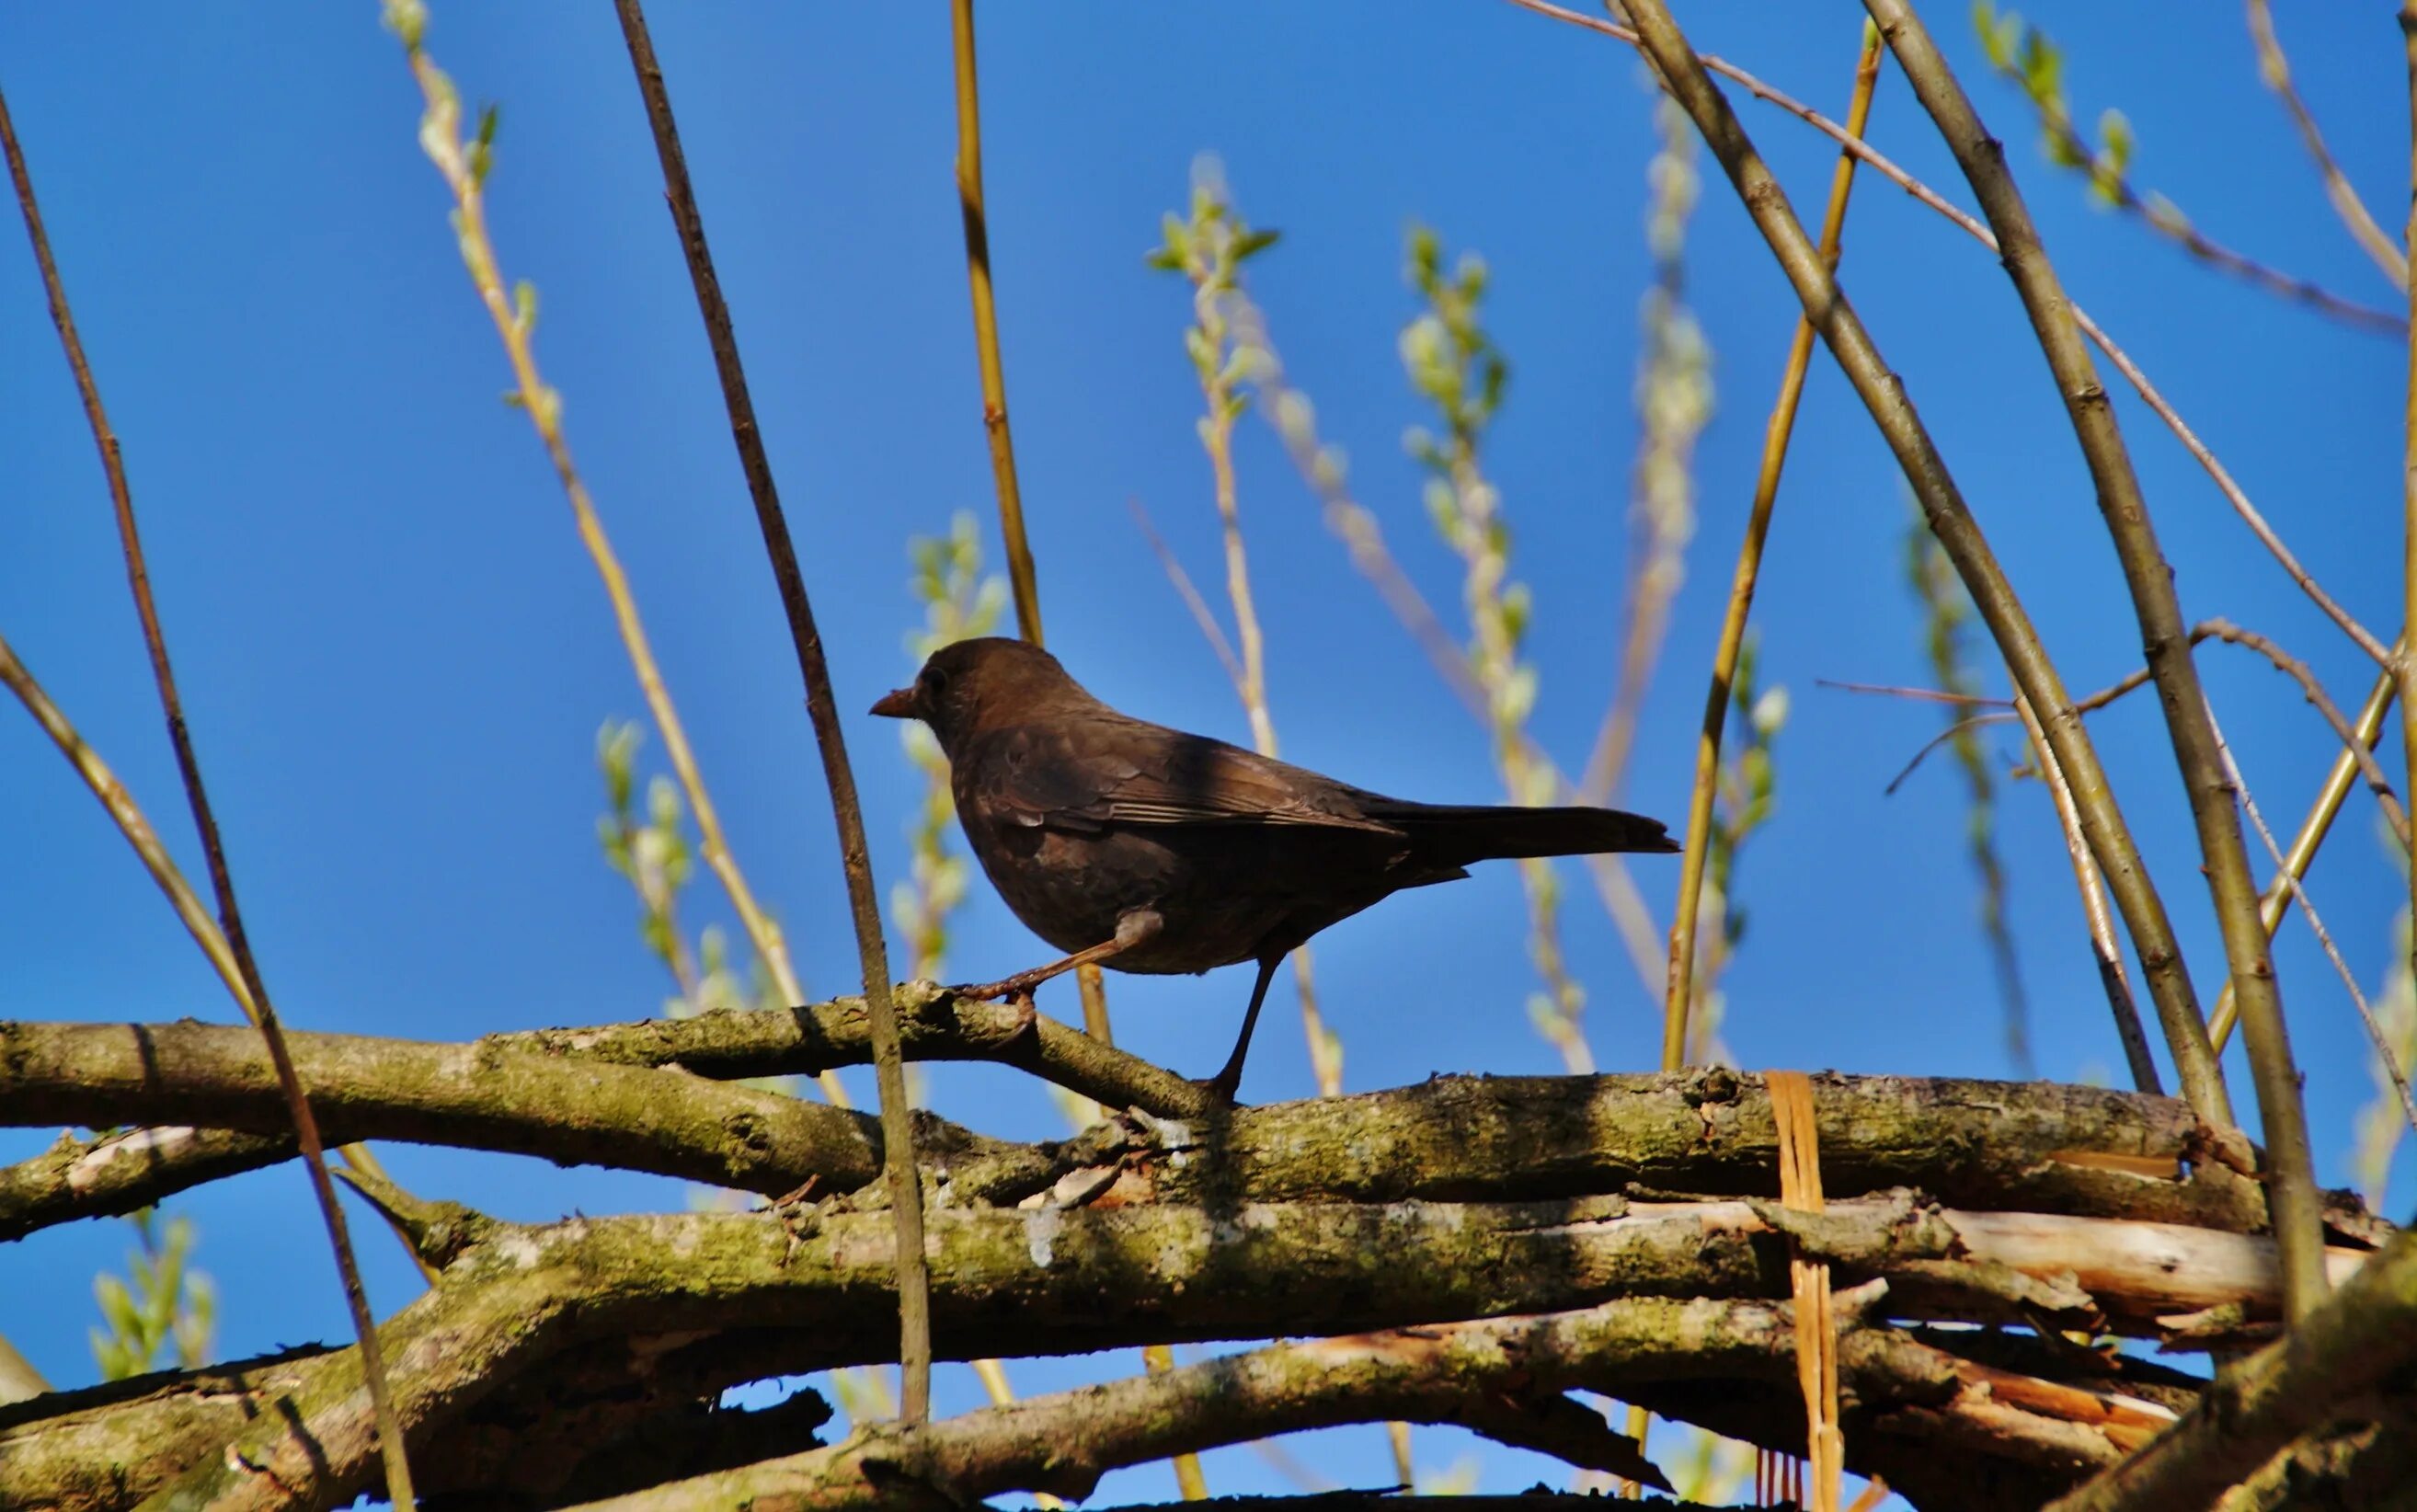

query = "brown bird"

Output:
[[871, 637, 1678, 1100]]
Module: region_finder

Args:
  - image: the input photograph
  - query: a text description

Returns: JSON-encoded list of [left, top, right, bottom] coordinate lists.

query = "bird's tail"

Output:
[[1368, 800, 1678, 866]]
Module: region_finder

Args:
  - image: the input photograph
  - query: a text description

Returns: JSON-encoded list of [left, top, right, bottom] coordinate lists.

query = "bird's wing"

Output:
[[976, 720, 1404, 836]]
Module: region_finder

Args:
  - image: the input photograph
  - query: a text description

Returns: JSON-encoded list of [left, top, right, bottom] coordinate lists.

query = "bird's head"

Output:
[[870, 636, 1089, 749]]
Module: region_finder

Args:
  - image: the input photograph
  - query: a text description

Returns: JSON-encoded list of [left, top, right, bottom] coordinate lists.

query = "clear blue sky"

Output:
[[3, 2, 2410, 1500]]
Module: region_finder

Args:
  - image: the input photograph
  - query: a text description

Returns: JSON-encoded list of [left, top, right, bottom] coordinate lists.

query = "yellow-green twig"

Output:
[[2211, 659, 2399, 1050], [1665, 26, 1883, 1072], [951, 0, 1041, 646]]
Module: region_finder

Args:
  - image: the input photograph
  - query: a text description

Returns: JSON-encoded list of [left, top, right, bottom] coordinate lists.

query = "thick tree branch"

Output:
[[562, 1297, 1847, 1509], [0, 1124, 289, 1242], [0, 1020, 895, 1197], [7, 1174, 2385, 1512], [489, 982, 1214, 1118], [484, 1023, 2279, 1228], [6, 1028, 2299, 1241]]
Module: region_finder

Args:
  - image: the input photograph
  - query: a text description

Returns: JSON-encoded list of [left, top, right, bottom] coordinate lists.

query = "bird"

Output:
[[870, 636, 1678, 1100]]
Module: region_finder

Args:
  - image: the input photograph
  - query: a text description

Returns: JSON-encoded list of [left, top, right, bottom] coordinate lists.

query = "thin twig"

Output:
[[1866, 0, 2321, 1323], [610, 0, 928, 1422], [1665, 25, 1883, 1072], [1586, 92, 1717, 806], [1502, 0, 2392, 670], [1818, 678, 2010, 709], [2245, 0, 2410, 289], [951, 0, 1039, 644], [2211, 658, 2400, 1051], [2209, 704, 2417, 1138], [1608, 0, 2234, 1128], [1130, 499, 1246, 693], [386, 3, 853, 1113], [2015, 695, 2161, 1094], [947, 0, 1116, 1054], [0, 78, 415, 1507], [2078, 308, 2390, 670], [2400, 0, 2417, 1268], [1883, 713, 2014, 796], [2197, 619, 2411, 851], [1137, 496, 1343, 1095], [1976, 13, 2402, 334], [1839, 620, 2401, 843]]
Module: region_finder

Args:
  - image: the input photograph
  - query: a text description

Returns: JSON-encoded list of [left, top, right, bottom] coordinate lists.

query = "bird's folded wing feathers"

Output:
[[981, 723, 1403, 835]]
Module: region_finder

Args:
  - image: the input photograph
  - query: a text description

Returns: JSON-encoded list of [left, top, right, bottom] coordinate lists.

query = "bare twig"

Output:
[[1864, 0, 2320, 1322], [2209, 703, 2417, 1138], [2197, 619, 2410, 851], [951, 0, 1038, 644], [1667, 28, 1882, 1071], [1839, 623, 2408, 856], [1883, 713, 2012, 796], [2212, 658, 2400, 1050], [0, 75, 415, 1507], [1501, 0, 2392, 670], [1906, 516, 2032, 1074], [1130, 500, 1245, 693], [2245, 0, 2410, 288], [2400, 3, 2417, 1243], [947, 0, 1117, 1067], [610, 0, 928, 1419], [2078, 313, 2390, 670], [1819, 678, 2009, 709], [2014, 695, 2161, 1095]]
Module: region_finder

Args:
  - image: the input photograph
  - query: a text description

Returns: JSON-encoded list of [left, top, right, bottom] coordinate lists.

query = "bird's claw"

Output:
[[948, 974, 1033, 1003]]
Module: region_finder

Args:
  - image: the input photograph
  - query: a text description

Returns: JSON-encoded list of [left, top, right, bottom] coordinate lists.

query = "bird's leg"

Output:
[[952, 908, 1164, 1003], [1201, 952, 1282, 1104]]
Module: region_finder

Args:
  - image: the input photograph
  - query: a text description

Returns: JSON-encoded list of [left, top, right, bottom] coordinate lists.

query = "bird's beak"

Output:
[[869, 685, 918, 719]]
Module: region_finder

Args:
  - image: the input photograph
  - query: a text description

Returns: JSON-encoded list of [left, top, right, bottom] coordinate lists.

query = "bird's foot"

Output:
[[1192, 1070, 1244, 1107], [950, 969, 1050, 1003]]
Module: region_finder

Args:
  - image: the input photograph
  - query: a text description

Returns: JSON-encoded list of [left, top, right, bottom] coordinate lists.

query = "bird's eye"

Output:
[[922, 667, 949, 698]]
